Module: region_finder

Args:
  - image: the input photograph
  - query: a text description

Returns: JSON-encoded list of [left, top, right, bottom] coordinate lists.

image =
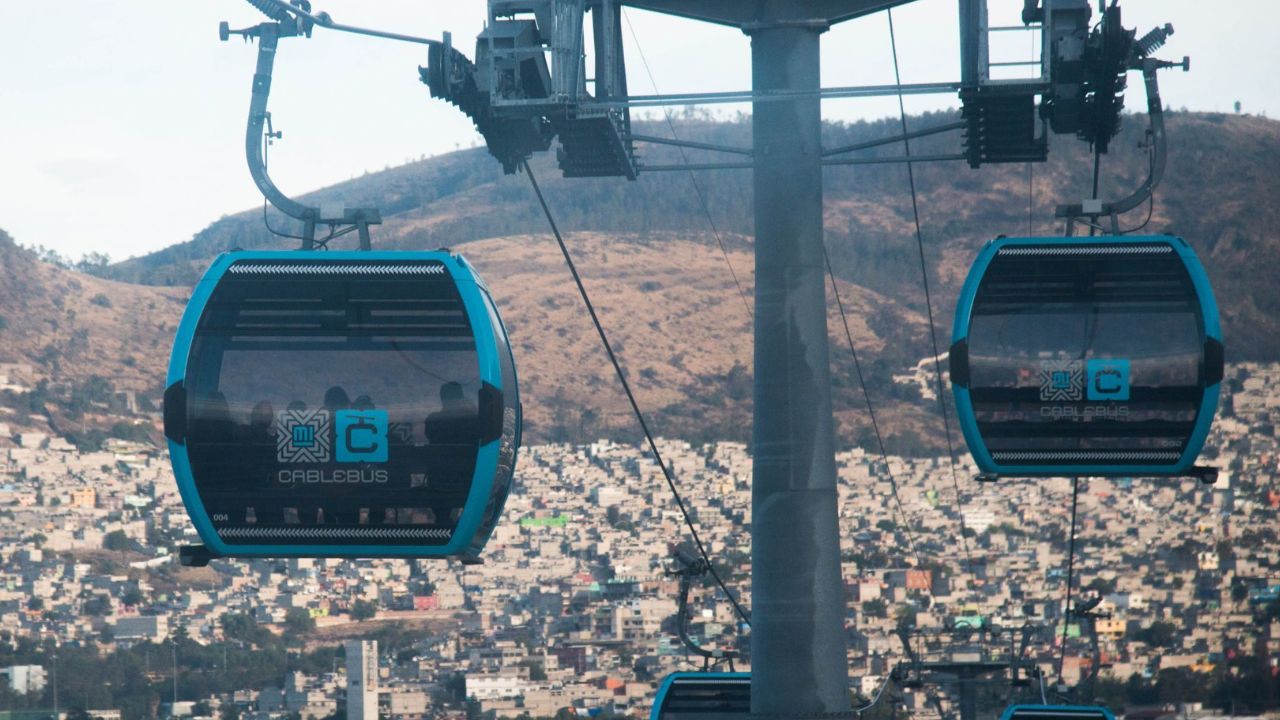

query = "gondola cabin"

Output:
[[950, 236, 1222, 478], [163, 252, 520, 564], [999, 706, 1115, 720], [651, 673, 750, 720]]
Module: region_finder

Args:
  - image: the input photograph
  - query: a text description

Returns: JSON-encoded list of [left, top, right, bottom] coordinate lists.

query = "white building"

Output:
[[0, 665, 46, 695], [345, 640, 378, 720]]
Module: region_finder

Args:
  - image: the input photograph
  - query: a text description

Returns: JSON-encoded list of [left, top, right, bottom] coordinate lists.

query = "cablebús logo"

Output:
[[1086, 358, 1131, 400], [336, 410, 389, 463], [276, 409, 332, 463], [1037, 358, 1131, 422], [275, 408, 391, 483], [1039, 360, 1083, 401]]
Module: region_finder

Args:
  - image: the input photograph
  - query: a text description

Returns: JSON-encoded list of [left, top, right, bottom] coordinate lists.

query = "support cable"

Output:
[[623, 11, 753, 321], [1028, 162, 1035, 237], [1090, 148, 1103, 236], [823, 246, 923, 568], [522, 159, 751, 626], [886, 8, 974, 574], [1056, 476, 1082, 684]]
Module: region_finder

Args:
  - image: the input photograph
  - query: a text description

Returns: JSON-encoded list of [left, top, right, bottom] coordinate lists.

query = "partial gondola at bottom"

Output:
[[163, 252, 520, 564], [950, 236, 1222, 478], [999, 705, 1116, 720], [651, 673, 750, 720]]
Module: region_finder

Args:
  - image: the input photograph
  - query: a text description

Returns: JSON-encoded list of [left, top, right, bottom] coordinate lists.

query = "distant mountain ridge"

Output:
[[106, 111, 1280, 361], [2, 111, 1277, 449]]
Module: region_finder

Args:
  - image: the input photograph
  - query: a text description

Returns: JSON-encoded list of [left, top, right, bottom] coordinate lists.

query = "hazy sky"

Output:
[[0, 1, 1275, 261]]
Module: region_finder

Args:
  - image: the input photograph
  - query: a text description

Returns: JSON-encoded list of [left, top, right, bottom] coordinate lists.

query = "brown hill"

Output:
[[108, 112, 1280, 361], [0, 227, 941, 449], [0, 229, 184, 394], [466, 232, 937, 448], [8, 111, 1277, 450]]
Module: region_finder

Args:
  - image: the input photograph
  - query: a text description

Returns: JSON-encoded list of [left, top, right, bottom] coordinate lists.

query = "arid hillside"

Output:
[[106, 112, 1280, 360], [0, 228, 939, 449], [5, 111, 1277, 449]]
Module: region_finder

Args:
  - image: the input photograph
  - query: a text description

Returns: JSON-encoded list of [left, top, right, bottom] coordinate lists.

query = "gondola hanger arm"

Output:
[[1056, 23, 1189, 235], [237, 0, 441, 47]]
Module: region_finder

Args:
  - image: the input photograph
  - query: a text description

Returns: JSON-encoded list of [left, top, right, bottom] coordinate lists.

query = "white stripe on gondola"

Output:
[[993, 450, 1180, 462], [997, 245, 1173, 257], [218, 527, 452, 539], [228, 263, 446, 275]]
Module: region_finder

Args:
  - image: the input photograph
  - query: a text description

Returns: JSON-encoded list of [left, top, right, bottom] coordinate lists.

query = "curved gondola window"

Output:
[[962, 242, 1211, 463], [182, 262, 486, 547], [466, 288, 521, 552]]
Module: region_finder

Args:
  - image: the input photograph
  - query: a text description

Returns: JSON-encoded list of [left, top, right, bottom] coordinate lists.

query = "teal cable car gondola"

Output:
[[999, 705, 1116, 720], [163, 251, 520, 564], [651, 673, 750, 720], [950, 236, 1222, 479]]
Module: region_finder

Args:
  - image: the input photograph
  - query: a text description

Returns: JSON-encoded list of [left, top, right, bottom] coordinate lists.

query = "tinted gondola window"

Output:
[[955, 240, 1218, 470], [183, 260, 484, 547], [465, 289, 520, 552], [652, 675, 750, 720]]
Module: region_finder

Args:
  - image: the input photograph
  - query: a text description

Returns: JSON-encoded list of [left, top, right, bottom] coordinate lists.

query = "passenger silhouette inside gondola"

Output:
[[248, 400, 274, 442], [425, 382, 478, 446], [323, 386, 351, 413], [352, 394, 375, 411]]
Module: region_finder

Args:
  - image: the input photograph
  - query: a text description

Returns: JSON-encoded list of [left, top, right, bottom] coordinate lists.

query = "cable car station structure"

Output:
[[183, 0, 1215, 717]]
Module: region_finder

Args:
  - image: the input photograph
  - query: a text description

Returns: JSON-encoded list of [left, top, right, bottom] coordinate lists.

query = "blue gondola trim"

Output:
[[998, 705, 1116, 720], [951, 236, 1221, 477], [651, 672, 750, 720], [166, 250, 508, 558]]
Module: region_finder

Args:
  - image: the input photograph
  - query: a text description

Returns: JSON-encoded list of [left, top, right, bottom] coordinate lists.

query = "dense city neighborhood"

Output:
[[0, 360, 1277, 719]]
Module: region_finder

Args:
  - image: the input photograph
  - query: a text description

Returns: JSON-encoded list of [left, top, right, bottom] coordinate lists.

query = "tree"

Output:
[[350, 600, 377, 621], [862, 599, 888, 618], [1132, 620, 1177, 648], [103, 530, 130, 552], [283, 608, 315, 636]]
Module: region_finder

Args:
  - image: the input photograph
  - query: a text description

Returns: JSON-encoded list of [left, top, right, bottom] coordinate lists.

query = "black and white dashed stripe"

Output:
[[219, 527, 452, 540], [229, 263, 446, 276], [998, 245, 1172, 257], [993, 450, 1180, 462]]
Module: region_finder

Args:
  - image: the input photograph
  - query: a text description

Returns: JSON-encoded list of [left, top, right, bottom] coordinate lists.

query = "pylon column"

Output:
[[749, 21, 850, 716]]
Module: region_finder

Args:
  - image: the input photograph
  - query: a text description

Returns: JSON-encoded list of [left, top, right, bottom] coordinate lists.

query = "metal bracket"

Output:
[[1057, 32, 1190, 235]]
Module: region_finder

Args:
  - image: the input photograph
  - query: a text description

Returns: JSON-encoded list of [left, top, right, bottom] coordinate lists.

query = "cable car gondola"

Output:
[[950, 235, 1222, 479], [999, 705, 1115, 720], [651, 673, 750, 720], [163, 251, 520, 564]]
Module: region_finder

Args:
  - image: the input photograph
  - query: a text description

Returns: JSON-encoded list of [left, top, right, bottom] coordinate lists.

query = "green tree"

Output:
[[1132, 621, 1177, 648], [284, 608, 316, 636], [103, 530, 130, 552], [862, 599, 887, 618], [350, 600, 377, 621]]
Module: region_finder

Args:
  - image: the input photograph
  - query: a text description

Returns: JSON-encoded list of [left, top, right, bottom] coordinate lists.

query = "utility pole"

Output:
[[51, 645, 58, 720]]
